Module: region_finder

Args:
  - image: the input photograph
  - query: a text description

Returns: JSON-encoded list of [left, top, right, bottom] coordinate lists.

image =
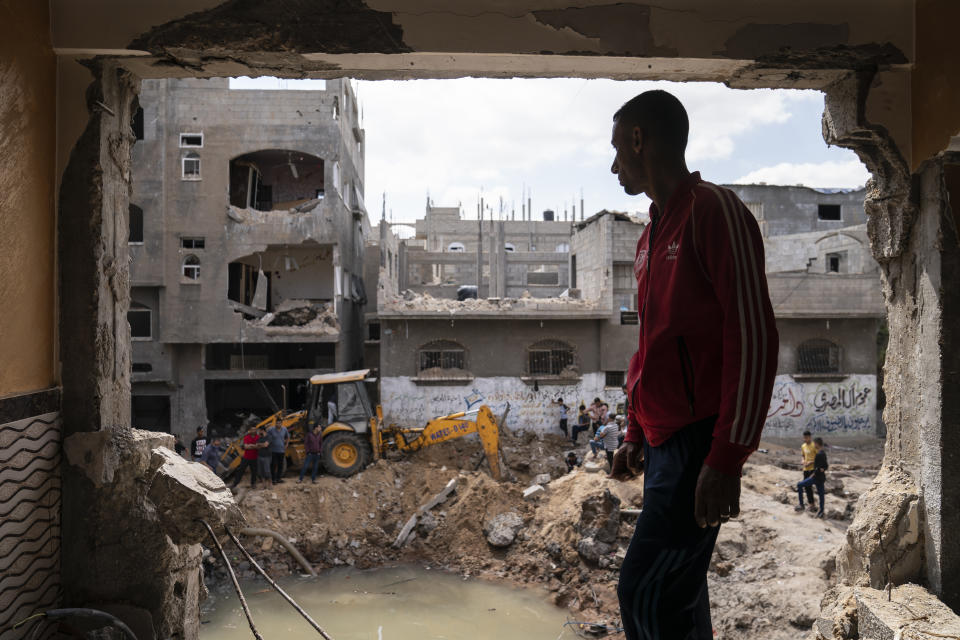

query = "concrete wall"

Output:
[[764, 373, 876, 436], [382, 372, 624, 433], [0, 1, 58, 396], [776, 318, 880, 376]]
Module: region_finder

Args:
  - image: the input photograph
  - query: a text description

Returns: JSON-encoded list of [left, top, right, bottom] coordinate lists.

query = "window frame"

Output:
[[181, 254, 201, 281], [527, 339, 576, 377], [180, 237, 206, 250], [179, 132, 204, 148], [128, 304, 152, 340], [182, 152, 201, 180], [128, 204, 144, 244], [817, 203, 842, 221], [797, 338, 842, 375], [417, 340, 467, 373]]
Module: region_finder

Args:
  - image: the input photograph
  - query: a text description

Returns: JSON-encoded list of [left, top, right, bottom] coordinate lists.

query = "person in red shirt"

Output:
[[231, 427, 264, 489], [608, 90, 778, 640]]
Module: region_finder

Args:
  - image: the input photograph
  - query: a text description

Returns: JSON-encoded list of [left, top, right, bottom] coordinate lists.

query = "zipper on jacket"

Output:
[[676, 336, 696, 415]]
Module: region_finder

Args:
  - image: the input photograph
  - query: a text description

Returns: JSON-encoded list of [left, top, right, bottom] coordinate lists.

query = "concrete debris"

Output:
[[814, 584, 960, 640], [484, 512, 524, 548], [523, 484, 546, 500], [578, 489, 621, 544], [583, 461, 604, 473], [245, 298, 340, 334], [394, 476, 459, 548], [382, 289, 598, 314], [147, 447, 244, 545], [534, 473, 552, 485], [577, 537, 613, 564]]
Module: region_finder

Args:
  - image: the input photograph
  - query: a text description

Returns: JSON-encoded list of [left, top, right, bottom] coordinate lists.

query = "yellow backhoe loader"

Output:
[[218, 369, 501, 480]]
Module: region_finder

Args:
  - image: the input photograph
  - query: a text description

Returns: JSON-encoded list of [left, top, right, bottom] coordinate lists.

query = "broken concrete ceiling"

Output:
[[52, 0, 914, 86]]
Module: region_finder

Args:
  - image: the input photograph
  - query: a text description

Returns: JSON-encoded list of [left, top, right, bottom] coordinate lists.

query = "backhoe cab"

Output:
[[218, 369, 501, 481]]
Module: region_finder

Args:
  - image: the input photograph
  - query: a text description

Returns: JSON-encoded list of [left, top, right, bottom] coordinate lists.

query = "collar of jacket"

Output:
[[648, 171, 702, 223]]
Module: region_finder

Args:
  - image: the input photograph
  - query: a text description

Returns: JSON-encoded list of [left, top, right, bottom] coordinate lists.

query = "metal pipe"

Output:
[[239, 527, 317, 577], [200, 520, 264, 640], [226, 526, 335, 640]]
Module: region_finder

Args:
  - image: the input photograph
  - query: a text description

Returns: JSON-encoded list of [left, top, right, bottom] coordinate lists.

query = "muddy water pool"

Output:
[[201, 566, 575, 640]]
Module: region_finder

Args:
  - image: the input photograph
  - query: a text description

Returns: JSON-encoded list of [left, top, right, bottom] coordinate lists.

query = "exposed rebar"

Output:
[[200, 519, 263, 640], [225, 525, 335, 640]]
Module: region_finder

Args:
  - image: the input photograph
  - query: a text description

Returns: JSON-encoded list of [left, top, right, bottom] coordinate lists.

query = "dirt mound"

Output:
[[205, 435, 882, 639]]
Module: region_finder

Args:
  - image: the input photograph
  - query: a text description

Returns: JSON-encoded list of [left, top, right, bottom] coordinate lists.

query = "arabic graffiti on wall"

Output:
[[381, 373, 622, 434], [764, 374, 876, 435]]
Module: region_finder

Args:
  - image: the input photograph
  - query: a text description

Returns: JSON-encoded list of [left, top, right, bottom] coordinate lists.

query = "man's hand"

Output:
[[694, 464, 741, 528], [608, 442, 643, 481]]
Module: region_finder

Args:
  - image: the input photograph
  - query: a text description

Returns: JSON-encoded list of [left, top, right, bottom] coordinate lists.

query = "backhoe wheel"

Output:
[[322, 432, 370, 477]]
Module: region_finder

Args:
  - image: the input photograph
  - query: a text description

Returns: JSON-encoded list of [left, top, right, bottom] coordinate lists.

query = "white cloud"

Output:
[[355, 78, 831, 222], [734, 160, 869, 189]]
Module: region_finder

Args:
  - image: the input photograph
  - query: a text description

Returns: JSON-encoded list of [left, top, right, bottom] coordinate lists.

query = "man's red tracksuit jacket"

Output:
[[624, 172, 779, 476]]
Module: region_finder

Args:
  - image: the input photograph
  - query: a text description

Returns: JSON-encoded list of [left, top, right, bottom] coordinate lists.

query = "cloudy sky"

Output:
[[351, 78, 869, 227]]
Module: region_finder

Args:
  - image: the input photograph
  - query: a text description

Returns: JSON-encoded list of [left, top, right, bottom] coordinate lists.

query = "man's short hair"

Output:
[[803, 430, 812, 436], [814, 437, 824, 446], [613, 90, 689, 152]]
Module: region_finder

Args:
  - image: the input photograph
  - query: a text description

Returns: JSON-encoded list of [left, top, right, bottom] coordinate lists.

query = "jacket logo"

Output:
[[635, 249, 648, 278], [666, 241, 679, 261]]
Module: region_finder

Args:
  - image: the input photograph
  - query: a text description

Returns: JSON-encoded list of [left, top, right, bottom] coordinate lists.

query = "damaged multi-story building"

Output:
[[4, 2, 960, 638], [373, 184, 884, 439], [128, 77, 369, 438]]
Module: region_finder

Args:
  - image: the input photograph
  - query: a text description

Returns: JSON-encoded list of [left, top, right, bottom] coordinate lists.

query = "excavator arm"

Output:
[[383, 405, 501, 480]]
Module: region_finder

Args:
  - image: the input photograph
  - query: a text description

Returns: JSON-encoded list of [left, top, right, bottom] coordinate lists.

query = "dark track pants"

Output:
[[801, 469, 815, 504], [617, 416, 720, 640], [231, 457, 258, 488]]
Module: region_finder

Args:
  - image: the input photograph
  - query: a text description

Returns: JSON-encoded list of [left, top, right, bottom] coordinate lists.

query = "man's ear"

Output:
[[631, 126, 643, 154]]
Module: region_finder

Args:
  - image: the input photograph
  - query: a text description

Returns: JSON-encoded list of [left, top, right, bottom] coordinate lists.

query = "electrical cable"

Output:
[[224, 525, 334, 639], [13, 608, 139, 640], [199, 519, 263, 640]]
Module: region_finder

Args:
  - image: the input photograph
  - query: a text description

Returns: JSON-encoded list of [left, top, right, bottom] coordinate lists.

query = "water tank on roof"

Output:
[[543, 209, 555, 221]]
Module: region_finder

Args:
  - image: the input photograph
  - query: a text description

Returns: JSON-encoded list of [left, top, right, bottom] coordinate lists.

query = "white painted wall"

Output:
[[381, 372, 623, 434], [764, 373, 876, 436]]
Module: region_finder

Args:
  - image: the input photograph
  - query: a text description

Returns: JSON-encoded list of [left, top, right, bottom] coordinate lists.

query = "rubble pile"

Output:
[[381, 289, 599, 313], [248, 299, 340, 335], [204, 433, 882, 639]]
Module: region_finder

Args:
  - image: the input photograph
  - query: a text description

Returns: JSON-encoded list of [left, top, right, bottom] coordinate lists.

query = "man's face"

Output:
[[803, 435, 812, 444], [611, 120, 646, 196]]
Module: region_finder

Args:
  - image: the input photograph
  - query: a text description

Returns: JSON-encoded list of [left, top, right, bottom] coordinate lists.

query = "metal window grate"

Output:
[[528, 340, 575, 376], [418, 340, 466, 372], [605, 371, 625, 387], [797, 339, 840, 374]]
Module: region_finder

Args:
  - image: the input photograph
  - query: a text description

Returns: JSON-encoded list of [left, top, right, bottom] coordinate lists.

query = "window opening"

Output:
[[181, 237, 205, 250], [419, 340, 466, 373], [182, 255, 201, 280], [528, 340, 575, 376], [131, 107, 144, 141], [128, 303, 151, 339], [368, 322, 381, 341], [504, 243, 516, 252], [182, 152, 201, 179], [605, 371, 625, 387], [129, 204, 143, 243], [797, 339, 841, 374], [818, 204, 841, 221], [132, 363, 153, 373], [620, 311, 639, 325], [826, 253, 841, 273], [179, 133, 203, 148]]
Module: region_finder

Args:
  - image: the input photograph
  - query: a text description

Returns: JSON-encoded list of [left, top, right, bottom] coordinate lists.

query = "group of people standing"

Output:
[[229, 421, 291, 489], [554, 396, 625, 469]]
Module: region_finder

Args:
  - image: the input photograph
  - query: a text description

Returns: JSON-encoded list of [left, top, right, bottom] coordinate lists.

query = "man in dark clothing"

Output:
[[200, 437, 222, 472], [231, 428, 263, 488], [571, 404, 591, 445], [608, 90, 779, 640], [266, 423, 290, 484], [298, 424, 324, 483], [565, 451, 581, 473], [190, 427, 207, 461], [796, 438, 828, 517]]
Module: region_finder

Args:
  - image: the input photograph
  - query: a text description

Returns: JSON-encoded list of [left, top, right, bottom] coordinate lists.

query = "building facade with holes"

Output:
[[128, 77, 370, 442], [376, 186, 884, 437]]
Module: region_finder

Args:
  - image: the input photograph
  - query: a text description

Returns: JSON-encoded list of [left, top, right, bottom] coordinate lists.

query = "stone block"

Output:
[[147, 447, 244, 544], [523, 484, 546, 500], [534, 473, 552, 485], [484, 512, 524, 547], [855, 585, 960, 640], [583, 461, 603, 473]]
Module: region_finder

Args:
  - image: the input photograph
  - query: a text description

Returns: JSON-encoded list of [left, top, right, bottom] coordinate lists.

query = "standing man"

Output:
[[800, 430, 817, 509], [553, 397, 570, 437], [596, 413, 621, 469], [608, 90, 778, 639], [796, 437, 828, 518], [200, 437, 223, 472], [571, 404, 591, 445], [297, 423, 323, 484], [231, 427, 262, 489], [267, 422, 290, 484], [256, 426, 271, 482], [190, 427, 207, 462]]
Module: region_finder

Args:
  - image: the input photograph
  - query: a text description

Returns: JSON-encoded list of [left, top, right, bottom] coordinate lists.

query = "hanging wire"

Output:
[[224, 525, 335, 640], [199, 519, 264, 640]]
